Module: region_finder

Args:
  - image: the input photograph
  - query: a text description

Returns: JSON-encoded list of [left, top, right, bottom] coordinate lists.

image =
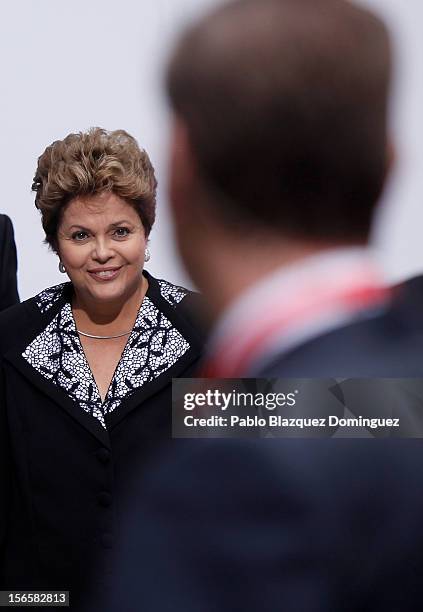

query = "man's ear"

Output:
[[168, 115, 198, 223], [385, 137, 396, 182]]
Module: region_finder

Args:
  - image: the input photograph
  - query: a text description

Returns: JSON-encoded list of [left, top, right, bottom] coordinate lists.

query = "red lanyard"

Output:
[[201, 281, 389, 378]]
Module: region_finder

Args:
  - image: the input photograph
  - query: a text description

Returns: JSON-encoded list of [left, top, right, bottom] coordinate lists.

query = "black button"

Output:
[[96, 449, 110, 464], [100, 533, 113, 549], [98, 492, 112, 507]]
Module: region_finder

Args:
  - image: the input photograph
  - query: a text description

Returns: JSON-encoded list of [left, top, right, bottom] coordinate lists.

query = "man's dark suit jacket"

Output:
[[391, 274, 423, 332], [0, 214, 19, 310], [108, 303, 423, 612]]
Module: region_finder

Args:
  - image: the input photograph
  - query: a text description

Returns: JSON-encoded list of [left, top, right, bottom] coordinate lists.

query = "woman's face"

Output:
[[57, 192, 147, 305]]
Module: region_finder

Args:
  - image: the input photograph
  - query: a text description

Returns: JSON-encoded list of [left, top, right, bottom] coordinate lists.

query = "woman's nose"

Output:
[[92, 237, 114, 262]]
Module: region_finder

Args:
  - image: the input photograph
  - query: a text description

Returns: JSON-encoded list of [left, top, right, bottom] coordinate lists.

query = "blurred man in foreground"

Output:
[[167, 0, 399, 376], [110, 2, 423, 610]]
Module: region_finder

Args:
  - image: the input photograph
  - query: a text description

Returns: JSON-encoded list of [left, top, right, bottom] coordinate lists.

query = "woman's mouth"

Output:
[[88, 267, 122, 281]]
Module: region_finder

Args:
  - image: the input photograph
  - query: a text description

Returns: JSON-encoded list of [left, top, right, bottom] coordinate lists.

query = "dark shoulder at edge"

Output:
[[155, 276, 210, 344], [0, 299, 33, 354]]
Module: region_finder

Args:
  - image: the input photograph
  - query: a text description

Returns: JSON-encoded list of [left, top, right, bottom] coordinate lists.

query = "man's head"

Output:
[[166, 0, 392, 304]]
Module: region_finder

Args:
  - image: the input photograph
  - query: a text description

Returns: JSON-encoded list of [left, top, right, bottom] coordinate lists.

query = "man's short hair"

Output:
[[166, 0, 392, 243]]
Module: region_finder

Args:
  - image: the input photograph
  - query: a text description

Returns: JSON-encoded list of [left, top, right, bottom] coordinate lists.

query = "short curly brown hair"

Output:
[[32, 128, 157, 250]]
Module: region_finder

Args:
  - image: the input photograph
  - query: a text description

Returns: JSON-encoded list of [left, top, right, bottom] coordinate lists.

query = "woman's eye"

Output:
[[72, 231, 89, 241], [113, 227, 130, 238]]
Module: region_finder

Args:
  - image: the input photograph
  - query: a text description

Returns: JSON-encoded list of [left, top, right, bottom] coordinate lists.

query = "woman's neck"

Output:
[[72, 276, 148, 334]]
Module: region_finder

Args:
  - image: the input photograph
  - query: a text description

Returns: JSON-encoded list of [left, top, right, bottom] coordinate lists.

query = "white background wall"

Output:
[[1, 0, 422, 300]]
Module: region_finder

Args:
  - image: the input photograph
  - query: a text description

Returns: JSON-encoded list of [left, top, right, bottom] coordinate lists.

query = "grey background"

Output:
[[1, 0, 422, 300]]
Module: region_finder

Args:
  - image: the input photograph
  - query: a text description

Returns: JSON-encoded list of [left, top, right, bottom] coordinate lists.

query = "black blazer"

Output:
[[108, 304, 423, 612], [0, 214, 19, 310], [0, 271, 203, 608]]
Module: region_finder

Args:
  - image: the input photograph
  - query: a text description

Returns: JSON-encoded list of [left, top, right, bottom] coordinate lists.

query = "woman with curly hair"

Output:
[[0, 128, 203, 607]]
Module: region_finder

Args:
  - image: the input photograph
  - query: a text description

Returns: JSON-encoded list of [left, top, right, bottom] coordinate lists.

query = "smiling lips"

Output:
[[88, 266, 122, 281]]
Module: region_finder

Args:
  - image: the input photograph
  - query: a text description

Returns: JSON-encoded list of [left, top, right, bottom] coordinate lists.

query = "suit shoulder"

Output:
[[0, 300, 27, 326], [260, 309, 423, 377], [0, 213, 14, 235], [0, 301, 31, 354], [0, 214, 13, 242], [152, 275, 204, 312], [30, 282, 68, 314], [0, 282, 68, 354], [149, 274, 208, 344], [154, 276, 193, 307]]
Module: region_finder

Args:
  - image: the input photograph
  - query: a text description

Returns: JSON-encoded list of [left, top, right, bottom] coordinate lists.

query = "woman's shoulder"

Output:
[[147, 271, 202, 304], [28, 282, 70, 315], [0, 282, 70, 353], [144, 271, 192, 304], [146, 272, 208, 342]]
